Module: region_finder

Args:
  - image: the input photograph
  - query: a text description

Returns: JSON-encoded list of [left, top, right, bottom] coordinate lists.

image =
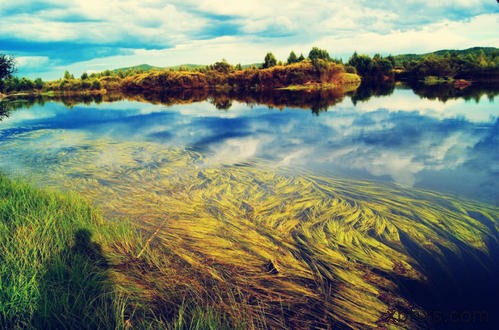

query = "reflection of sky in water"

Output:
[[0, 88, 497, 205]]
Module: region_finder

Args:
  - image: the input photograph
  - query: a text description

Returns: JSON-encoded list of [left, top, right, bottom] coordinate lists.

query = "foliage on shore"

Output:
[[0, 47, 361, 96], [116, 60, 356, 92], [1, 47, 497, 97], [394, 47, 499, 82]]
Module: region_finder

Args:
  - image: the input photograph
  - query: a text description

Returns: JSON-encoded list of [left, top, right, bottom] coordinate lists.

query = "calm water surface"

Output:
[[0, 86, 497, 205]]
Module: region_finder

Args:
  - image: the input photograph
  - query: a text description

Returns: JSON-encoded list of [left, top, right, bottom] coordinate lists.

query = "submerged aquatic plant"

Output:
[[0, 131, 497, 328]]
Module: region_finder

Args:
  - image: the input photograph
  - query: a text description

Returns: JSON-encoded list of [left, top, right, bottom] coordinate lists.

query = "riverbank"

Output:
[[0, 175, 242, 329], [0, 90, 108, 103]]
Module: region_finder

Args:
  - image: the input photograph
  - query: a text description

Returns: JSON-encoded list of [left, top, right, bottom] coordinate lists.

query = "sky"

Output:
[[0, 0, 498, 79]]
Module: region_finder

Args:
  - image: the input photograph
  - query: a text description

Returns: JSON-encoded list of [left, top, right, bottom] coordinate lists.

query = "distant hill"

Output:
[[112, 64, 162, 73], [112, 64, 206, 73], [393, 47, 499, 66], [166, 64, 206, 70], [113, 63, 263, 73]]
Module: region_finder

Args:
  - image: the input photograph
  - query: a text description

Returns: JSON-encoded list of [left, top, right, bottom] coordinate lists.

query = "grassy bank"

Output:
[[0, 175, 119, 328], [0, 175, 241, 329]]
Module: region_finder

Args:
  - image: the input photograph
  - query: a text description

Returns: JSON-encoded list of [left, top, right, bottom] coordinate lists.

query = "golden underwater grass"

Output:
[[1, 130, 497, 329]]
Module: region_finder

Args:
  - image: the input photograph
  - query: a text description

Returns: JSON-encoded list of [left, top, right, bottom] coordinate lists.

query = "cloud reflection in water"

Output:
[[0, 88, 497, 204]]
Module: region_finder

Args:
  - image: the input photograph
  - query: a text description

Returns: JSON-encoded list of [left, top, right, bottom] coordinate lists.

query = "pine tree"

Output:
[[287, 51, 298, 64], [262, 52, 277, 68]]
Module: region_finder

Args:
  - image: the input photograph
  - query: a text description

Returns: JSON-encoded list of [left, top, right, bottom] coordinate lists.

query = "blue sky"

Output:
[[0, 0, 498, 79]]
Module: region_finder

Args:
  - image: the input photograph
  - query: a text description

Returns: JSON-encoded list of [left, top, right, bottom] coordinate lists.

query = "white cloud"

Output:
[[320, 14, 499, 57], [203, 137, 262, 166], [15, 56, 50, 69], [0, 1, 206, 45], [2, 1, 497, 78]]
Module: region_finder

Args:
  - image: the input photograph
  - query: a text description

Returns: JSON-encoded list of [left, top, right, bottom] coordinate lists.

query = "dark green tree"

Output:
[[386, 55, 396, 68], [91, 80, 102, 90], [308, 47, 330, 62], [298, 53, 305, 61], [0, 54, 16, 90], [101, 70, 112, 77], [212, 59, 233, 73], [287, 51, 298, 64], [372, 57, 393, 80], [63, 70, 74, 80], [34, 78, 44, 90], [262, 52, 277, 68], [81, 72, 89, 80], [348, 52, 373, 76]]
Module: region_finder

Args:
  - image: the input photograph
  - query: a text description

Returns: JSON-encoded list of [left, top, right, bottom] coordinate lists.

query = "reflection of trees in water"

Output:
[[0, 89, 347, 115], [1, 82, 497, 119], [1, 96, 47, 120], [408, 81, 498, 103], [209, 94, 233, 110], [350, 80, 396, 105], [0, 101, 9, 120], [127, 88, 347, 114]]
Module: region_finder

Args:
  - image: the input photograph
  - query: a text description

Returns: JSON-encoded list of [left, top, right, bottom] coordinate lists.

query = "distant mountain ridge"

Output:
[[112, 63, 261, 73], [392, 46, 498, 66]]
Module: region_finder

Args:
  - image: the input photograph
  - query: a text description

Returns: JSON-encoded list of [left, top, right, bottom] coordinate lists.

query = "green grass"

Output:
[[279, 73, 361, 91], [0, 175, 241, 329], [423, 75, 454, 85], [0, 174, 116, 328]]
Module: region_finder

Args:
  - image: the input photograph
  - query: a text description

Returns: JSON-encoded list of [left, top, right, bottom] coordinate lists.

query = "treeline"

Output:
[[121, 61, 358, 93], [343, 47, 499, 84], [0, 47, 360, 95], [0, 86, 350, 118], [347, 53, 395, 81], [396, 47, 499, 82], [1, 76, 45, 92], [2, 47, 497, 95], [113, 47, 358, 93]]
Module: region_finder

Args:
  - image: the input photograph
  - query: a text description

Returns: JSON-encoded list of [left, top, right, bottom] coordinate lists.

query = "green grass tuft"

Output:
[[0, 175, 241, 329]]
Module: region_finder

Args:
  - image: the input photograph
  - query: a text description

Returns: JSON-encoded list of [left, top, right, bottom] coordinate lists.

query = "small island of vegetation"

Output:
[[2, 47, 497, 104], [1, 47, 362, 99]]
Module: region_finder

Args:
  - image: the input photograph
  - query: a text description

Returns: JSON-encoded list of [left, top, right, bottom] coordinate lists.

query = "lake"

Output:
[[0, 84, 498, 328]]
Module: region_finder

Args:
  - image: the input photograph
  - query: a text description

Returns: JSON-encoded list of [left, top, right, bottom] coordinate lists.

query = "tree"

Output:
[[212, 59, 233, 73], [34, 78, 44, 90], [386, 55, 395, 68], [0, 54, 16, 90], [308, 47, 330, 62], [262, 52, 277, 68], [81, 72, 89, 80], [287, 51, 298, 64], [101, 70, 112, 77], [91, 80, 102, 90], [298, 53, 305, 61], [348, 52, 373, 76], [64, 70, 74, 80]]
